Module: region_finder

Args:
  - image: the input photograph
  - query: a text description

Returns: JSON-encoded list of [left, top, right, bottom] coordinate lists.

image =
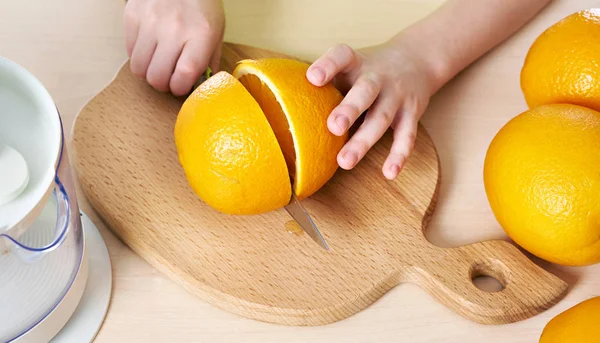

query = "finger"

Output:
[[332, 73, 355, 95], [383, 101, 420, 180], [337, 92, 401, 170], [130, 25, 157, 78], [209, 25, 225, 73], [123, 6, 139, 57], [307, 44, 359, 86], [208, 38, 223, 73], [146, 39, 184, 92], [327, 72, 382, 136], [169, 39, 213, 96]]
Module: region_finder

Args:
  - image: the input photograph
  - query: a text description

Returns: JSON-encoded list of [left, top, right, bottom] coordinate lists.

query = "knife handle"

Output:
[[408, 239, 569, 324]]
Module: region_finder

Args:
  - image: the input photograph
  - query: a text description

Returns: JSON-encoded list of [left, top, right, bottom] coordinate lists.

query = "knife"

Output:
[[285, 193, 329, 250], [192, 67, 212, 90]]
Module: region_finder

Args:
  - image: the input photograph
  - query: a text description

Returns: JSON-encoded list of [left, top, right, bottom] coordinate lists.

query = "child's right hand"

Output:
[[124, 0, 225, 96]]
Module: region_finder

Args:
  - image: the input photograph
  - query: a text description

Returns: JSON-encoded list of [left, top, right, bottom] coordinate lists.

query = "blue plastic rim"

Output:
[[0, 178, 70, 255]]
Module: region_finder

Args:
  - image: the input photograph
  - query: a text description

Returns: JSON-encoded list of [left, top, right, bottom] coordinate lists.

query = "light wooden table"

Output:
[[2, 0, 599, 342]]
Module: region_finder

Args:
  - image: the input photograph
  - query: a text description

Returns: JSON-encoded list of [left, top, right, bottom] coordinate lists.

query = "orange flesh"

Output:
[[238, 74, 297, 179]]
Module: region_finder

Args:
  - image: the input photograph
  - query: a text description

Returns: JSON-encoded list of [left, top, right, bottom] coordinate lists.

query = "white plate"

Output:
[[7, 212, 112, 343], [50, 212, 112, 343]]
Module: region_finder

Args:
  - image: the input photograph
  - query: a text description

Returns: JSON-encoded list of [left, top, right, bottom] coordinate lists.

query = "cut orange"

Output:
[[233, 58, 346, 199], [174, 71, 291, 215], [174, 58, 345, 215]]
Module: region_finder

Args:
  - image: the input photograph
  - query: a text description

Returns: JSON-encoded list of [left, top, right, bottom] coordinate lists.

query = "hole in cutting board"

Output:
[[472, 275, 504, 293], [470, 261, 507, 293]]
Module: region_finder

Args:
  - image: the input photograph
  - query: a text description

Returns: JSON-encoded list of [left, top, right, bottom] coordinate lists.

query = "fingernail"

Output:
[[335, 115, 349, 132], [342, 150, 358, 167], [308, 66, 326, 84], [384, 164, 399, 180]]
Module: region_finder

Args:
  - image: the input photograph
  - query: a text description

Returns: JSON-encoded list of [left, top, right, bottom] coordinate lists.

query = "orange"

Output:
[[233, 58, 346, 199], [174, 71, 291, 214], [483, 104, 600, 266], [174, 58, 345, 215], [539, 297, 600, 343], [521, 9, 600, 112]]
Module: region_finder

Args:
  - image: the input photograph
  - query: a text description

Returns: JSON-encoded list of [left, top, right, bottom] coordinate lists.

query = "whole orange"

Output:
[[521, 9, 600, 112], [174, 59, 346, 215], [484, 104, 600, 266], [539, 297, 600, 343]]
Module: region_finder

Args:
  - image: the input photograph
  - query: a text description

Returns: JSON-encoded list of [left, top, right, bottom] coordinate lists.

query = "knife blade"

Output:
[[191, 67, 212, 90], [285, 193, 329, 250]]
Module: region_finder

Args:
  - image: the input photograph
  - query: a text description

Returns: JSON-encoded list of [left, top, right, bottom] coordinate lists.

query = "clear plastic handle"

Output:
[[0, 175, 70, 263]]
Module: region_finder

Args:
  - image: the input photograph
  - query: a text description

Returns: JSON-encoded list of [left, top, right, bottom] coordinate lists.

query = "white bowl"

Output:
[[0, 56, 61, 242]]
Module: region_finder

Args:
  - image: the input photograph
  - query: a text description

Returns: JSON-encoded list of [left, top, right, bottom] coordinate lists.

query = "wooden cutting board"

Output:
[[72, 42, 568, 326]]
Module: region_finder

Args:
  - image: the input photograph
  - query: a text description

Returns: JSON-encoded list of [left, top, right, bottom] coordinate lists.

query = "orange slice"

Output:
[[174, 71, 291, 214], [233, 58, 346, 199]]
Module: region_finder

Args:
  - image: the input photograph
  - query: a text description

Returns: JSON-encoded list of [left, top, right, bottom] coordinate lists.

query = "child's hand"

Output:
[[124, 0, 225, 96], [305, 0, 552, 180], [306, 43, 433, 180]]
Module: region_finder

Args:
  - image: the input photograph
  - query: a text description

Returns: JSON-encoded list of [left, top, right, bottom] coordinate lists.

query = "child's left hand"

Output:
[[306, 42, 434, 180]]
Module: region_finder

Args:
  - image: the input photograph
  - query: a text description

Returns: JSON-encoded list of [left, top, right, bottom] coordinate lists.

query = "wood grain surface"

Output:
[[4, 0, 600, 341], [72, 42, 568, 326]]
